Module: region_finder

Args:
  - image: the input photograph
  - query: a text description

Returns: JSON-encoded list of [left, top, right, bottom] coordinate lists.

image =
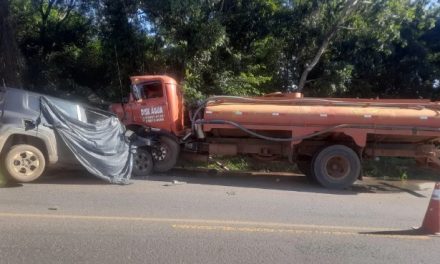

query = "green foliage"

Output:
[[180, 155, 296, 173], [363, 158, 438, 181], [4, 0, 440, 102]]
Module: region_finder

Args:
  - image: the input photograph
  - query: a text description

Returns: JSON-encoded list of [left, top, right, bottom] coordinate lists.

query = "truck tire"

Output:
[[3, 144, 46, 182], [312, 145, 360, 189], [132, 148, 154, 177], [152, 136, 180, 173]]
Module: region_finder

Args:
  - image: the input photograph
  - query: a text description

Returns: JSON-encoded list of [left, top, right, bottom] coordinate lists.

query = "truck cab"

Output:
[[111, 75, 185, 136], [110, 76, 184, 175]]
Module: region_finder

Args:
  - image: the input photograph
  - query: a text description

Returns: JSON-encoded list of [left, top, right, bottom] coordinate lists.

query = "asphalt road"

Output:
[[0, 170, 439, 264]]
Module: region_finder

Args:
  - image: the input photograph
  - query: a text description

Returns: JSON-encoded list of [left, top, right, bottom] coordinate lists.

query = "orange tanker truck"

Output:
[[110, 75, 440, 189]]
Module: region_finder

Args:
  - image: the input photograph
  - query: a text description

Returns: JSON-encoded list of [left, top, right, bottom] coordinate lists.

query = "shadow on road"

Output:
[[141, 169, 430, 196], [30, 168, 431, 197], [359, 228, 430, 237], [34, 169, 109, 186], [0, 182, 23, 188]]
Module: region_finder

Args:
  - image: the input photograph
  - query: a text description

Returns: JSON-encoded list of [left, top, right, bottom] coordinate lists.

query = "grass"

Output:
[[178, 155, 440, 181], [362, 157, 440, 181]]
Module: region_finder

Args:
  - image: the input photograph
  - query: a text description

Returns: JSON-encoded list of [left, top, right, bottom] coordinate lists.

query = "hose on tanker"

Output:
[[189, 96, 370, 142], [191, 94, 436, 130], [189, 96, 294, 132], [195, 119, 351, 142], [190, 95, 440, 142], [188, 95, 370, 134]]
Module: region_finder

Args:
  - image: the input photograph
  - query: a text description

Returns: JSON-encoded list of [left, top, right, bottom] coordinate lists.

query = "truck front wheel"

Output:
[[312, 145, 360, 189], [152, 136, 180, 173], [3, 144, 46, 182]]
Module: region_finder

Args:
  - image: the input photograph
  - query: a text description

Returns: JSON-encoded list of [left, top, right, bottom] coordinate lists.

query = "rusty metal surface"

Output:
[[111, 76, 185, 135], [205, 103, 440, 128], [209, 143, 238, 156], [203, 96, 440, 148]]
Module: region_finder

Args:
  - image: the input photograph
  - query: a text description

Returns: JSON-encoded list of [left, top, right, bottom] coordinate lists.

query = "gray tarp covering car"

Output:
[[39, 97, 133, 184], [0, 87, 133, 184]]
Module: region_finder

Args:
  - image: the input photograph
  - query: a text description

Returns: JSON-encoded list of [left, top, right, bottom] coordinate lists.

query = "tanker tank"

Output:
[[200, 94, 440, 143]]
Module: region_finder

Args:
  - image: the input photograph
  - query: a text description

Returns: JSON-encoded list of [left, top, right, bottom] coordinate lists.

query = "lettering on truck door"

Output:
[[134, 81, 170, 130]]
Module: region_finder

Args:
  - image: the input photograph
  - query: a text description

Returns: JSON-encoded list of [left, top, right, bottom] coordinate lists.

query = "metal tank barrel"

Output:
[[202, 95, 440, 130]]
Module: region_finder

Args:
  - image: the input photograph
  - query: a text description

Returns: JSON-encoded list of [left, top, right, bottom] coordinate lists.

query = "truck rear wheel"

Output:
[[132, 148, 153, 177], [152, 136, 180, 173], [3, 144, 46, 182], [312, 145, 360, 189]]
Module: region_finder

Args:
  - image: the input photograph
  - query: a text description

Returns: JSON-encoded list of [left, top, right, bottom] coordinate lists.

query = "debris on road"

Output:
[[209, 156, 230, 171], [173, 180, 186, 185], [163, 180, 187, 187]]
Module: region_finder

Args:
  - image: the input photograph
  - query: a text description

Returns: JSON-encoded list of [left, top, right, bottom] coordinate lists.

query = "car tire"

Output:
[[4, 144, 46, 182]]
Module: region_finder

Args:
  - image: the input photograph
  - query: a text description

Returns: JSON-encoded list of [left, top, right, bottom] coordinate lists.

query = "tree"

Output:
[[3, 0, 440, 103], [297, 0, 362, 92], [276, 0, 427, 96], [12, 0, 92, 94], [0, 0, 22, 87]]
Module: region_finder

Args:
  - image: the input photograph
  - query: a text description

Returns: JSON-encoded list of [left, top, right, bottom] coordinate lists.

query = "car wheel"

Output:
[[4, 144, 46, 182]]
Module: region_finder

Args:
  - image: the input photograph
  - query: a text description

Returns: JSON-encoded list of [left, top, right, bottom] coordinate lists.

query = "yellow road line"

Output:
[[0, 212, 391, 231], [0, 212, 427, 239], [172, 224, 430, 240]]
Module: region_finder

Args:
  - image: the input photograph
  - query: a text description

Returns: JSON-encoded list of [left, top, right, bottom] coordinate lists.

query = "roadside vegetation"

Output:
[[1, 0, 440, 104], [362, 158, 440, 181], [1, 1, 440, 182], [178, 155, 440, 181]]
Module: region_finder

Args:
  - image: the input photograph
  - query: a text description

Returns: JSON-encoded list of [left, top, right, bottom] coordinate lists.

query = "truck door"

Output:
[[132, 81, 171, 131]]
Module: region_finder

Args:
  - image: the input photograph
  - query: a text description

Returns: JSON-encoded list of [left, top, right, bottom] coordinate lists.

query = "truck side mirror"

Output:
[[132, 84, 141, 101]]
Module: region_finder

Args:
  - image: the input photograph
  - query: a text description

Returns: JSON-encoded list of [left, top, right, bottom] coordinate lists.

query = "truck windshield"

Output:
[[140, 82, 163, 99]]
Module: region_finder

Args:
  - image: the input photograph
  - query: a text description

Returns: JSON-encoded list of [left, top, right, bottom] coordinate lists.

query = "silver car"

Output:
[[0, 87, 89, 182]]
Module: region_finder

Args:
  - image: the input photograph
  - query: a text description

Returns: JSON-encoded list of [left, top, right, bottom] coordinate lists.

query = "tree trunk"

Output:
[[297, 29, 338, 92], [297, 0, 360, 92], [0, 0, 22, 87]]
